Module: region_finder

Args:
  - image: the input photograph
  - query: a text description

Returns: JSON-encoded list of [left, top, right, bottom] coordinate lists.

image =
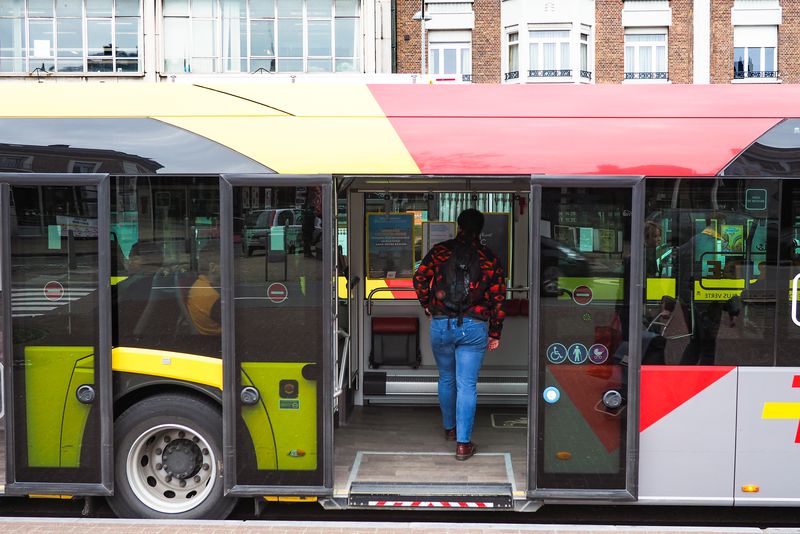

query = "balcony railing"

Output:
[[733, 70, 779, 79], [624, 71, 668, 80], [462, 73, 472, 82], [528, 69, 572, 78], [580, 70, 592, 80], [504, 71, 520, 81]]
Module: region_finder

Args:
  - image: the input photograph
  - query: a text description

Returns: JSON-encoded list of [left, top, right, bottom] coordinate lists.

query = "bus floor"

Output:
[[334, 405, 527, 493]]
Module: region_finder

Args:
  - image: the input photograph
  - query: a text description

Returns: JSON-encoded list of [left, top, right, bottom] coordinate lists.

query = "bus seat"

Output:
[[369, 317, 420, 369]]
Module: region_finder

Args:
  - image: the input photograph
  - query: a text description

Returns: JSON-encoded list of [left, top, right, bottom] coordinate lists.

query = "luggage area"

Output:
[[332, 405, 527, 508]]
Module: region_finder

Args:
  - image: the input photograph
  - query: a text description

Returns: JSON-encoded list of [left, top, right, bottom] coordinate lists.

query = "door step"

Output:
[[347, 482, 514, 509]]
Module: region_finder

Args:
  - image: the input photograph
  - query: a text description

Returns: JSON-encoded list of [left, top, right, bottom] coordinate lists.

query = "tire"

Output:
[[106, 393, 236, 520]]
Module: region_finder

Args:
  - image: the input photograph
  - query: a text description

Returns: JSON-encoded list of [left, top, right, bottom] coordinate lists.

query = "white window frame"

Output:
[[0, 0, 143, 75], [624, 27, 668, 81], [428, 41, 471, 79], [733, 25, 778, 82], [528, 28, 570, 78], [161, 0, 360, 74], [505, 30, 518, 81]]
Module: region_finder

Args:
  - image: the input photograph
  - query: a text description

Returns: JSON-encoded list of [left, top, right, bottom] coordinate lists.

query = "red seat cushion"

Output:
[[372, 317, 419, 334]]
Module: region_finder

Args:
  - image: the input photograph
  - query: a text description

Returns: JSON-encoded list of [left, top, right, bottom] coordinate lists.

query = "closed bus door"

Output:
[[221, 175, 333, 495], [528, 176, 643, 500], [1, 176, 113, 495]]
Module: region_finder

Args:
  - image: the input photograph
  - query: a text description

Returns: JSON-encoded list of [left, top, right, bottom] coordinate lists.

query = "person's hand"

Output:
[[488, 338, 500, 351]]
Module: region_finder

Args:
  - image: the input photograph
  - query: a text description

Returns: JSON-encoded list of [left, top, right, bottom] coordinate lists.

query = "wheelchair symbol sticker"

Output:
[[546, 343, 567, 364], [588, 344, 609, 364], [567, 343, 588, 364]]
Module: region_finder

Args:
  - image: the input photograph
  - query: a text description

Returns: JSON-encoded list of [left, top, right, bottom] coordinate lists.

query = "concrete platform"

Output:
[[0, 518, 775, 534]]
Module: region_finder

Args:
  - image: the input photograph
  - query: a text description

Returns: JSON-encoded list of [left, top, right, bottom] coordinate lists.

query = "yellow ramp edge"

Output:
[[159, 116, 420, 174]]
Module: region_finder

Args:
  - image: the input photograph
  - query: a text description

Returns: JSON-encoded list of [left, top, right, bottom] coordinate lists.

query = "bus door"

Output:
[[528, 176, 643, 500], [220, 175, 333, 496], [1, 175, 113, 496]]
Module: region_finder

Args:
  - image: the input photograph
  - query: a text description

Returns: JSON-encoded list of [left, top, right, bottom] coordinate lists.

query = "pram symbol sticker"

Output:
[[588, 343, 609, 364], [546, 343, 567, 364]]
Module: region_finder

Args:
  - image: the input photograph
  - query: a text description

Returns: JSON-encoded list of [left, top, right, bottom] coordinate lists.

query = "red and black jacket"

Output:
[[413, 233, 507, 339]]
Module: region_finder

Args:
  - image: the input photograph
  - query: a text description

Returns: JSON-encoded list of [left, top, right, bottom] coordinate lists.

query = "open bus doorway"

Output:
[[331, 177, 531, 508]]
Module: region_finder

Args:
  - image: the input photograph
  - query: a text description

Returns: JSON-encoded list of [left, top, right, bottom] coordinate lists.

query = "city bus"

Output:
[[1, 83, 800, 518]]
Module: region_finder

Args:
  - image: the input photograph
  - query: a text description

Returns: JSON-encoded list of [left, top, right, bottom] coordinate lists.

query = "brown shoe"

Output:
[[444, 428, 456, 441], [455, 442, 476, 461]]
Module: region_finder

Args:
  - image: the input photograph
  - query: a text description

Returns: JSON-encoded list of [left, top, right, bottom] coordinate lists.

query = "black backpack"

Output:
[[433, 240, 483, 323]]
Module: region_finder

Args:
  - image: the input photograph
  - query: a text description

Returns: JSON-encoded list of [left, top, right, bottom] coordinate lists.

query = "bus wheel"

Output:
[[107, 393, 236, 519]]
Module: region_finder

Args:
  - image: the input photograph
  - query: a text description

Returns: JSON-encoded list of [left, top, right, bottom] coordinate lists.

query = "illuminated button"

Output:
[[543, 386, 560, 404]]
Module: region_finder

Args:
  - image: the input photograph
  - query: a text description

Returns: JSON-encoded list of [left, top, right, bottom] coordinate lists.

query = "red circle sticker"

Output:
[[43, 281, 64, 302], [267, 282, 288, 304], [572, 285, 593, 306]]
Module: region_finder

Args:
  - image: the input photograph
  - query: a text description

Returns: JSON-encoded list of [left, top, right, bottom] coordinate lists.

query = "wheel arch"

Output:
[[113, 372, 222, 420]]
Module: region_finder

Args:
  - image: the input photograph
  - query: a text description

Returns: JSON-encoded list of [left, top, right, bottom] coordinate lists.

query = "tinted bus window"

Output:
[[111, 177, 221, 357], [643, 178, 778, 366]]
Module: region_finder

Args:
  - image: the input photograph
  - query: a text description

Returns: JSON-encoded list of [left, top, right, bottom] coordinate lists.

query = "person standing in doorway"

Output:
[[413, 209, 506, 461]]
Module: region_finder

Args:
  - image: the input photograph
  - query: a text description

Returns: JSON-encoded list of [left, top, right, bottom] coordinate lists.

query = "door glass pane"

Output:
[[111, 177, 221, 357], [536, 187, 630, 489], [645, 178, 779, 366], [233, 185, 325, 486], [8, 185, 103, 484]]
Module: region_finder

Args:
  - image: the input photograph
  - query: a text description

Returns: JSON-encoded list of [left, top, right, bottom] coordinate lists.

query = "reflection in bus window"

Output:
[[644, 179, 778, 366], [111, 177, 221, 357]]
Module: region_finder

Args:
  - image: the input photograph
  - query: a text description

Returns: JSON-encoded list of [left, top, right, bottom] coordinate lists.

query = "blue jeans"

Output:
[[429, 316, 488, 443]]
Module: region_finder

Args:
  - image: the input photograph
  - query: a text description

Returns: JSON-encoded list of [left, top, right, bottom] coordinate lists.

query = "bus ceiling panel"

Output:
[[368, 84, 800, 119], [0, 118, 272, 175], [381, 117, 781, 177], [722, 119, 800, 177]]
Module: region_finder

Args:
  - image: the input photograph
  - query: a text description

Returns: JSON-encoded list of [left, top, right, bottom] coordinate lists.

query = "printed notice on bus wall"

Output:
[[367, 213, 415, 279], [480, 213, 511, 279], [423, 221, 455, 256]]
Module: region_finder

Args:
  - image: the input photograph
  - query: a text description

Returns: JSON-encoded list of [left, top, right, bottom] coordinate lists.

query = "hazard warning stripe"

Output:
[[366, 500, 493, 508]]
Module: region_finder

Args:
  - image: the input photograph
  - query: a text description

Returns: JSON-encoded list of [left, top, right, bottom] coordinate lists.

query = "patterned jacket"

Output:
[[413, 233, 507, 339]]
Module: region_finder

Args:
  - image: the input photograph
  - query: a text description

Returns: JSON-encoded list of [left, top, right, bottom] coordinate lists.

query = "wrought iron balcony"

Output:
[[624, 71, 668, 80], [504, 71, 519, 81], [462, 73, 472, 82], [733, 70, 779, 79], [528, 69, 572, 78], [580, 70, 592, 80]]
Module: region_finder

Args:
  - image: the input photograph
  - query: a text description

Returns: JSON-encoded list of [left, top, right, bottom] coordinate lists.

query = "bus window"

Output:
[[776, 180, 800, 366], [112, 177, 221, 357], [643, 178, 779, 366]]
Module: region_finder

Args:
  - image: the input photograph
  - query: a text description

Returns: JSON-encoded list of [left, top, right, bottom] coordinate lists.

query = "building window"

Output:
[[528, 29, 570, 77], [624, 29, 667, 80], [733, 26, 777, 80], [0, 0, 142, 74], [162, 0, 359, 74], [505, 31, 518, 80], [580, 31, 590, 80], [429, 41, 471, 78]]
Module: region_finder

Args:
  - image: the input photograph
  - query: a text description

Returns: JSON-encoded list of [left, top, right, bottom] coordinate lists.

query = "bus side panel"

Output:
[[24, 346, 94, 468], [735, 368, 800, 505], [638, 367, 737, 504]]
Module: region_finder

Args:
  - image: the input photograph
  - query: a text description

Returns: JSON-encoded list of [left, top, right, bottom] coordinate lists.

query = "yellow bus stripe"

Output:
[[762, 402, 800, 419], [112, 347, 222, 390]]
